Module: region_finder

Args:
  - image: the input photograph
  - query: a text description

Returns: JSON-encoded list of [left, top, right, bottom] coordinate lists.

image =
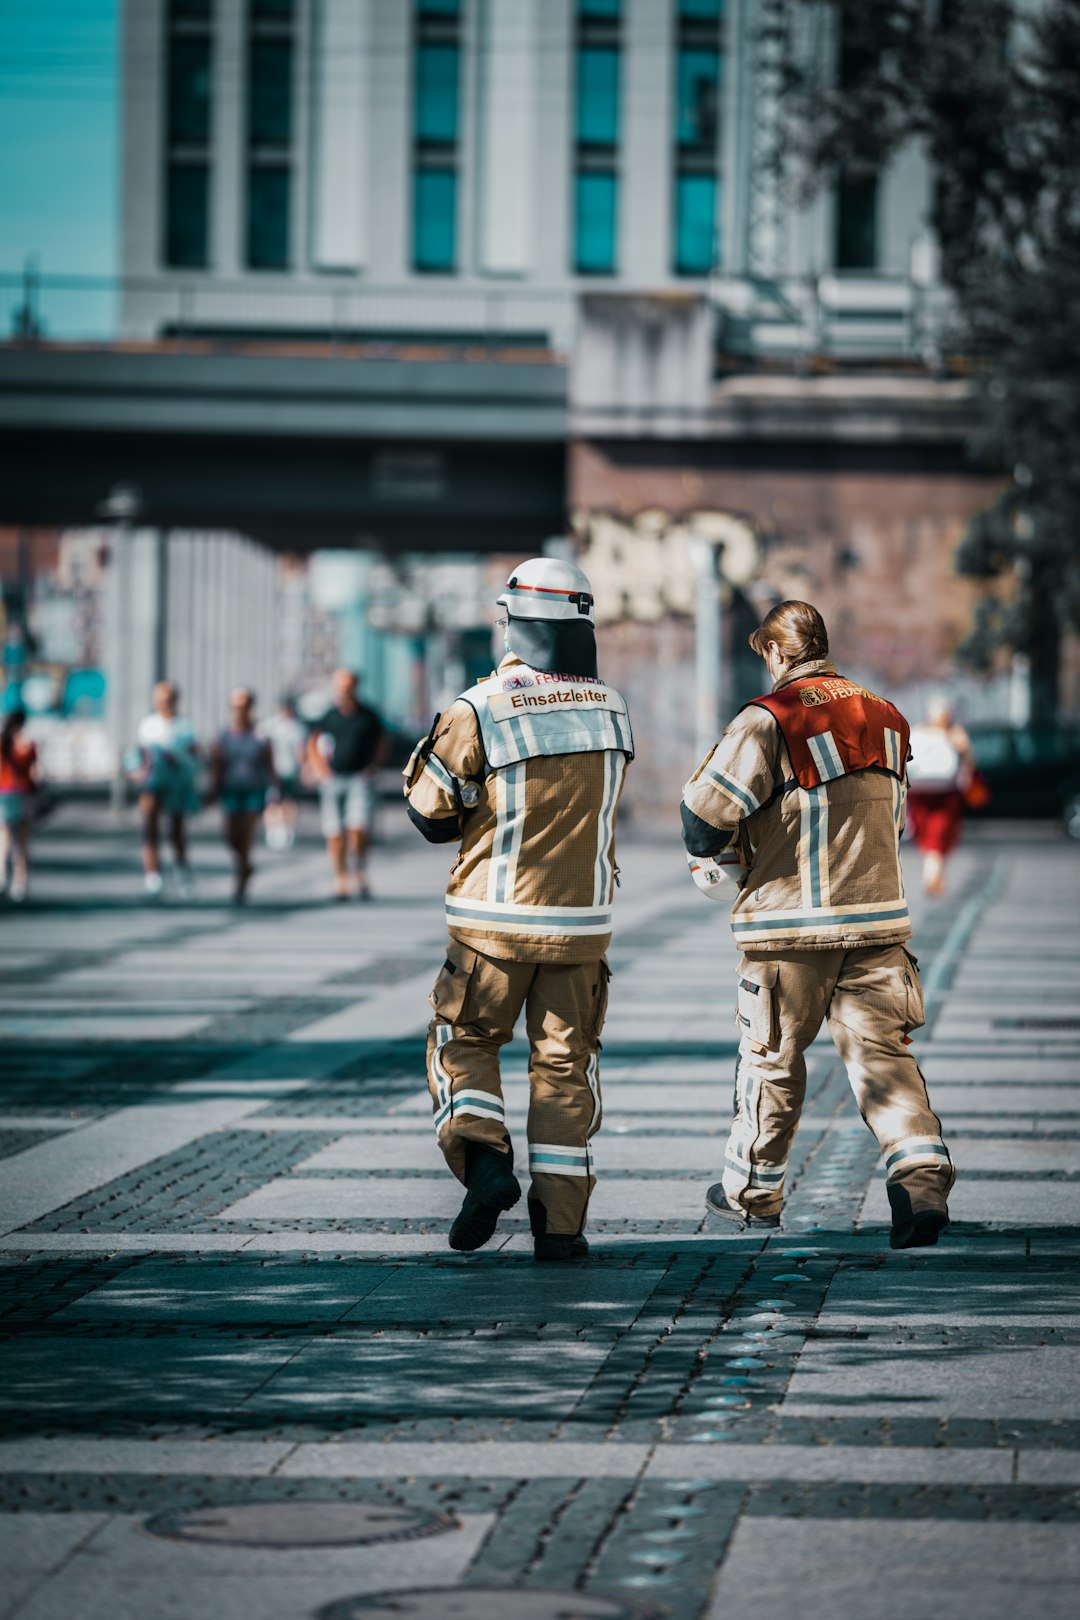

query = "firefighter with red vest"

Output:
[[681, 600, 954, 1249]]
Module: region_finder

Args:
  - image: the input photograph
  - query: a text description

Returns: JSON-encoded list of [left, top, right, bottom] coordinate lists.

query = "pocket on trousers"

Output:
[[735, 956, 780, 1052], [428, 941, 478, 1023], [589, 957, 612, 1043], [900, 947, 926, 1033]]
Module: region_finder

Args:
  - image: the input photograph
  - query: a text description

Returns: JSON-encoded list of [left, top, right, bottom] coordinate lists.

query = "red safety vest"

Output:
[[748, 675, 910, 791]]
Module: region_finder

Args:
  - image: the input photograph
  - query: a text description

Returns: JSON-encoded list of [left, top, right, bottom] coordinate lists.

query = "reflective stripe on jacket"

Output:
[[681, 659, 912, 952], [405, 655, 632, 964]]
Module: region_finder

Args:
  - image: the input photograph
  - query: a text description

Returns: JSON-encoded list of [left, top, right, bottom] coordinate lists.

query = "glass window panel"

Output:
[[675, 172, 717, 273], [416, 43, 459, 143], [676, 47, 719, 148], [247, 164, 291, 267], [579, 0, 620, 16], [165, 162, 209, 267], [168, 39, 211, 145], [575, 171, 617, 273], [414, 168, 457, 271], [577, 47, 619, 146], [249, 39, 293, 145], [835, 176, 878, 269], [679, 0, 723, 17]]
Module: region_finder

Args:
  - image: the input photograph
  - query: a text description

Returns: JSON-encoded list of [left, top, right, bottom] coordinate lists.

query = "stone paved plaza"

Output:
[[0, 805, 1078, 1620]]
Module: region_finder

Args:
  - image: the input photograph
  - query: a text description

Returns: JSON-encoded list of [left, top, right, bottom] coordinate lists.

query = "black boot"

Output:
[[888, 1183, 949, 1250], [529, 1197, 589, 1263], [448, 1141, 521, 1252]]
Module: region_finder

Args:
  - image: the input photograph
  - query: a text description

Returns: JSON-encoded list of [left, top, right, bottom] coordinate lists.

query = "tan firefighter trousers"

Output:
[[723, 943, 955, 1220], [426, 940, 610, 1236]]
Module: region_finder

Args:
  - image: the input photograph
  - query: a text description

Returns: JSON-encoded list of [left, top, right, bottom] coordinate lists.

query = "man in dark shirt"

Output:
[[308, 669, 385, 901]]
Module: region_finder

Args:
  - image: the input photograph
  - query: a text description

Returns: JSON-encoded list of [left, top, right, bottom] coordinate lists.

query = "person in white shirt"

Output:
[[261, 695, 306, 851], [907, 697, 975, 897], [131, 681, 200, 899]]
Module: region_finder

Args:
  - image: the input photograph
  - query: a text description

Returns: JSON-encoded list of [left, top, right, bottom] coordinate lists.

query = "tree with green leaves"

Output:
[[764, 0, 1080, 722]]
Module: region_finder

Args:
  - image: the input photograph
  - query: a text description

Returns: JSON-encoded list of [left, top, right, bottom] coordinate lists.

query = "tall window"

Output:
[[574, 1, 620, 274], [673, 0, 723, 275], [246, 0, 294, 270], [413, 0, 460, 272], [835, 176, 878, 270], [164, 0, 213, 268], [834, 17, 878, 271]]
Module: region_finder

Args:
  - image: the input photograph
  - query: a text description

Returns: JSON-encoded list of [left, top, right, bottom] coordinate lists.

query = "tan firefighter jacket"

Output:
[[404, 654, 633, 964], [681, 659, 912, 952]]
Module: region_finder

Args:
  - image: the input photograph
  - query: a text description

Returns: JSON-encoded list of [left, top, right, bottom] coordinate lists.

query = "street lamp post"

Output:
[[96, 483, 144, 818], [690, 536, 723, 761]]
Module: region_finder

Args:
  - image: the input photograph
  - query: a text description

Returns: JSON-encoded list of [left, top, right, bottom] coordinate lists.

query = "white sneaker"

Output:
[[266, 823, 288, 853], [9, 878, 27, 904], [144, 872, 164, 898], [176, 865, 196, 899]]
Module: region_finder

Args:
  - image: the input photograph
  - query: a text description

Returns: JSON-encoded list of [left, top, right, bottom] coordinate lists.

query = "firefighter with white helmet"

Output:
[[404, 556, 633, 1261]]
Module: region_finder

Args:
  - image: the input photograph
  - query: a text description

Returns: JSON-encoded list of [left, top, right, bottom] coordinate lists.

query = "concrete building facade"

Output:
[[120, 0, 941, 359]]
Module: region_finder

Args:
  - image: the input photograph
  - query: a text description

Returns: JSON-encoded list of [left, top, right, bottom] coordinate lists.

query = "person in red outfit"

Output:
[[0, 707, 38, 904], [906, 698, 975, 896]]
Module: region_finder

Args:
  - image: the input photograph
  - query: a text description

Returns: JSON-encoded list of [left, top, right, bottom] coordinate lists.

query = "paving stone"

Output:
[[52, 1257, 399, 1326], [1, 822, 1078, 1618], [8, 1512, 494, 1620], [645, 1443, 1014, 1482]]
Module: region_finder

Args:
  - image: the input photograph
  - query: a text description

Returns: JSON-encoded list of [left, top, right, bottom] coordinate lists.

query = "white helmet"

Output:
[[496, 557, 595, 625]]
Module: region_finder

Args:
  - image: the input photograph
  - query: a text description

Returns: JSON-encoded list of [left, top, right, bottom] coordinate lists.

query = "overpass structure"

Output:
[[0, 345, 568, 551], [0, 330, 980, 552]]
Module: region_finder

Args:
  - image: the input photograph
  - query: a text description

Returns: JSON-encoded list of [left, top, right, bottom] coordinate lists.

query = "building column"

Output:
[[475, 0, 535, 276], [309, 0, 370, 271]]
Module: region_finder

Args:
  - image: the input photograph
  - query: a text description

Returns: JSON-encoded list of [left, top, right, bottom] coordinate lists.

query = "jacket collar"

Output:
[[773, 658, 836, 694]]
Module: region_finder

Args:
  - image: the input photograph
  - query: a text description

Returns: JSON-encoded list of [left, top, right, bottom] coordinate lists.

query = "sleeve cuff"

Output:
[[406, 804, 461, 845], [680, 801, 735, 858]]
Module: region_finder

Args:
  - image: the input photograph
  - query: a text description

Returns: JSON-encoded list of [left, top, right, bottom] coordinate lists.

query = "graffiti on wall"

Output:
[[569, 509, 760, 623]]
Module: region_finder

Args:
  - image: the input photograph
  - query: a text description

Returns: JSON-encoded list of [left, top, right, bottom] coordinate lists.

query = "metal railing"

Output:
[[0, 267, 580, 352], [1, 265, 952, 367]]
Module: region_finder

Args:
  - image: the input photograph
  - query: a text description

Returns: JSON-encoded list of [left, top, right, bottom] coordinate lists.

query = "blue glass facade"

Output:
[[575, 172, 617, 274], [247, 166, 290, 269], [415, 43, 459, 144], [676, 47, 719, 149], [574, 0, 620, 275], [246, 0, 294, 270], [167, 40, 211, 146], [414, 170, 457, 272], [165, 164, 209, 268], [164, 1, 212, 268], [675, 173, 717, 273], [576, 48, 620, 147], [249, 40, 293, 145], [672, 0, 723, 275], [836, 177, 878, 269], [412, 0, 460, 272]]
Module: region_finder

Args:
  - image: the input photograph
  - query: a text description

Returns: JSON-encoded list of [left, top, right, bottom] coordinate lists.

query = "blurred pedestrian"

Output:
[[907, 697, 975, 897], [308, 669, 385, 902], [404, 558, 633, 1262], [261, 694, 306, 852], [0, 707, 38, 903], [131, 681, 200, 900], [211, 688, 275, 904], [681, 600, 954, 1250]]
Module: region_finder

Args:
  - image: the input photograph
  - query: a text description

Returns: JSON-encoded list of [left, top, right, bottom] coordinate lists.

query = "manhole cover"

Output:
[[144, 1501, 455, 1548], [318, 1589, 665, 1620]]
